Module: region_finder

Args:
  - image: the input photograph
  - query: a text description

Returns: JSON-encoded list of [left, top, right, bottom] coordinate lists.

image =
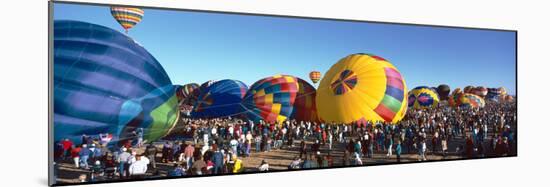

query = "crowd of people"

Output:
[[53, 101, 516, 183]]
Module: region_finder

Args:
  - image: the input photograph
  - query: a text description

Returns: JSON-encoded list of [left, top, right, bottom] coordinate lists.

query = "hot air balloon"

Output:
[[54, 21, 178, 145], [505, 95, 514, 102], [110, 6, 144, 33], [449, 88, 463, 106], [498, 87, 508, 96], [436, 84, 450, 100], [242, 75, 299, 124], [408, 86, 440, 109], [291, 78, 319, 122], [174, 85, 185, 101], [473, 86, 488, 98], [309, 71, 321, 85], [179, 83, 200, 105], [486, 87, 505, 101], [191, 80, 248, 118], [458, 93, 486, 108], [316, 53, 407, 125], [464, 85, 475, 94], [200, 80, 218, 93]]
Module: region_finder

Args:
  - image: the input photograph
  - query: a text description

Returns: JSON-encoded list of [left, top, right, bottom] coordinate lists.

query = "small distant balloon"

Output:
[[309, 71, 321, 84], [110, 6, 144, 33]]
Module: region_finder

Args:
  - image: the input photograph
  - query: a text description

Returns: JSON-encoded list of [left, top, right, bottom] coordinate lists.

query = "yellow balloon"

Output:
[[408, 86, 440, 109], [316, 53, 407, 124]]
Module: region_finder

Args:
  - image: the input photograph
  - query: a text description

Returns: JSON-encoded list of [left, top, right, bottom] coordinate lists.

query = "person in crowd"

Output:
[[184, 143, 195, 168], [117, 147, 131, 179], [79, 144, 91, 169], [61, 138, 73, 160], [145, 144, 157, 169], [103, 152, 116, 179], [90, 160, 103, 181], [258, 160, 269, 171], [254, 135, 262, 152], [299, 140, 307, 159], [169, 163, 186, 177], [70, 145, 81, 168], [395, 140, 402, 163], [211, 147, 224, 174], [353, 152, 363, 165], [129, 155, 148, 179], [232, 155, 244, 173], [191, 154, 207, 175], [289, 157, 301, 169]]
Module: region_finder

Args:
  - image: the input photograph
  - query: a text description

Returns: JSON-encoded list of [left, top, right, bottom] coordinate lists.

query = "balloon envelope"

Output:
[[464, 86, 475, 93], [436, 84, 450, 100], [316, 53, 407, 124], [473, 86, 488, 98], [309, 71, 321, 84], [449, 88, 463, 106], [191, 79, 248, 118], [110, 7, 144, 32], [178, 83, 200, 105], [242, 75, 299, 124], [486, 87, 505, 101], [291, 78, 319, 122], [54, 20, 178, 145], [408, 86, 440, 109], [458, 93, 486, 108]]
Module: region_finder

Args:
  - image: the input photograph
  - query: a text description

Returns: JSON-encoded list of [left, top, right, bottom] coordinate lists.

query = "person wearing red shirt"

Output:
[[70, 145, 82, 168], [61, 138, 73, 160]]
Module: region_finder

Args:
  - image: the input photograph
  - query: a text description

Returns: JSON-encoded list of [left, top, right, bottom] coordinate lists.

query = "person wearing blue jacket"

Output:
[[395, 140, 402, 163], [79, 144, 91, 169]]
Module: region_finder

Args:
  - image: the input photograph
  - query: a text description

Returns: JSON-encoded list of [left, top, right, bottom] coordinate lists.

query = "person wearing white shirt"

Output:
[[258, 160, 269, 171], [129, 155, 148, 179], [230, 138, 239, 156], [211, 127, 217, 137], [127, 151, 138, 165]]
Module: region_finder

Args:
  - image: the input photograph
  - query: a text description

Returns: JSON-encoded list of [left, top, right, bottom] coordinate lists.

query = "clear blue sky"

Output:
[[53, 3, 516, 95]]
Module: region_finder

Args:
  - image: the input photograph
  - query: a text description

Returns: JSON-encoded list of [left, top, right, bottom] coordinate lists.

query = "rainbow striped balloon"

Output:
[[316, 53, 408, 124], [110, 7, 144, 33], [242, 75, 299, 124]]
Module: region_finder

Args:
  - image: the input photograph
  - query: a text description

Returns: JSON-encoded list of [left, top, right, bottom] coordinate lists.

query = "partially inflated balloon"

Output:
[[436, 84, 450, 100], [291, 78, 319, 122], [458, 93, 485, 108], [505, 95, 514, 102], [498, 87, 508, 96], [316, 53, 407, 124], [54, 21, 178, 144], [473, 86, 488, 98], [178, 83, 200, 105], [408, 86, 440, 109], [242, 75, 299, 124], [174, 85, 184, 101], [200, 80, 218, 93], [449, 88, 463, 106], [464, 86, 475, 94], [110, 7, 144, 33], [487, 87, 504, 101], [182, 83, 200, 98], [191, 79, 248, 118]]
